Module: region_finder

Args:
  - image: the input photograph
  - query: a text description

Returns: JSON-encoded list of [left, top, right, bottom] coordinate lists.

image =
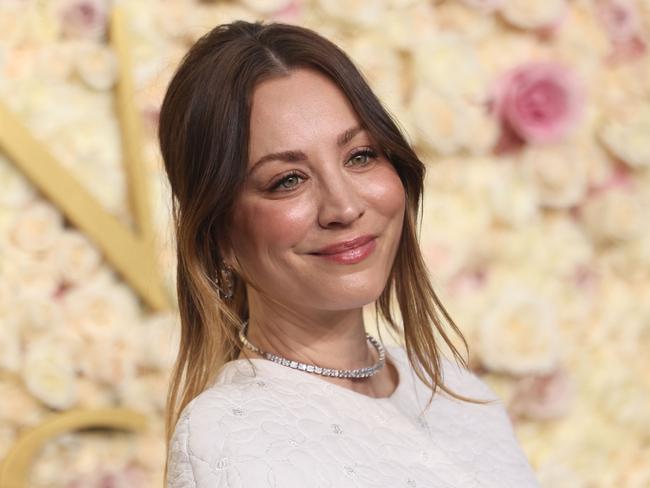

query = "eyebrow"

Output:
[[248, 124, 366, 175]]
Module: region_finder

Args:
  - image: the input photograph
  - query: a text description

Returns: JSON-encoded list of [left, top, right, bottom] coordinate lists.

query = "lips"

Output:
[[312, 234, 377, 255]]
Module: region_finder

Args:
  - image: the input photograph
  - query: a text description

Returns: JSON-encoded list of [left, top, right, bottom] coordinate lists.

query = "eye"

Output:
[[269, 171, 305, 192], [347, 148, 377, 167]]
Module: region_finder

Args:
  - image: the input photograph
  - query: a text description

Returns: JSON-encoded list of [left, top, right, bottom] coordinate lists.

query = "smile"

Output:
[[310, 237, 377, 264]]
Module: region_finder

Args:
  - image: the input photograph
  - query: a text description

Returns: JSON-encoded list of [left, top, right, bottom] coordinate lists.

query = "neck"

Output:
[[238, 294, 373, 371]]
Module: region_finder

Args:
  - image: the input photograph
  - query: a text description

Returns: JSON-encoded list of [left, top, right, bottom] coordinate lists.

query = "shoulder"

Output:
[[165, 365, 272, 487]]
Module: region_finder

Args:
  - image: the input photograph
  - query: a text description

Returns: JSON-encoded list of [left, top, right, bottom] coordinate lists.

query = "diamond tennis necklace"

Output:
[[238, 319, 386, 378]]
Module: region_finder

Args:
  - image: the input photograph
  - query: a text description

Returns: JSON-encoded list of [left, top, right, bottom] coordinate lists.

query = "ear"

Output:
[[218, 236, 241, 275]]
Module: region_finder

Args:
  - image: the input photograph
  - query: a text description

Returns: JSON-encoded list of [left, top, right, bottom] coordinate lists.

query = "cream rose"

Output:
[[22, 337, 78, 410], [0, 154, 36, 208], [598, 102, 650, 169], [14, 289, 64, 333], [520, 143, 589, 209], [0, 379, 48, 427], [413, 34, 486, 101], [8, 200, 63, 254], [0, 313, 20, 372], [486, 161, 540, 226], [580, 185, 647, 244], [240, 0, 295, 15], [52, 229, 102, 285], [73, 43, 117, 91], [500, 0, 567, 30], [136, 312, 180, 371], [318, 0, 385, 27], [508, 367, 574, 420], [379, 3, 438, 49], [62, 271, 141, 342], [1, 242, 61, 297], [410, 87, 466, 155], [477, 286, 562, 375], [79, 333, 138, 386]]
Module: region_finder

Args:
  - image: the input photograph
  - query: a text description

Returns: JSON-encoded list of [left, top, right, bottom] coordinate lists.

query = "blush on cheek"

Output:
[[238, 198, 315, 251], [364, 165, 406, 218]]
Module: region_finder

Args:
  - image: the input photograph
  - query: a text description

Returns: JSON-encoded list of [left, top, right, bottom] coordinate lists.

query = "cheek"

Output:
[[363, 165, 406, 219], [231, 198, 314, 255]]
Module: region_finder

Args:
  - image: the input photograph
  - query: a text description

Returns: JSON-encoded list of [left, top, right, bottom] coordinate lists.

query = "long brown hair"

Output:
[[158, 19, 493, 483]]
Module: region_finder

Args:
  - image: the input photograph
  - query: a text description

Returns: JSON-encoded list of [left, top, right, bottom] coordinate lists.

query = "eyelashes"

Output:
[[268, 148, 378, 192]]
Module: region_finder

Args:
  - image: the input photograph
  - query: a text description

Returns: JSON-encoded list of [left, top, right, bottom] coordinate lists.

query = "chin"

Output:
[[317, 283, 387, 310]]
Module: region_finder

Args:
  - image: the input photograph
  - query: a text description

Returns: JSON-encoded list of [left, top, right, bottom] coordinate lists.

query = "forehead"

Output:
[[248, 68, 361, 158]]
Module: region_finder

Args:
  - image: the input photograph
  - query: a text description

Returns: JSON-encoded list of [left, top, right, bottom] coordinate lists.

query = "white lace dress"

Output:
[[166, 344, 541, 487]]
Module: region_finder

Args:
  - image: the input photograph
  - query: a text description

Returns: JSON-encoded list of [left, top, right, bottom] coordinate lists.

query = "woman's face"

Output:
[[228, 67, 405, 312]]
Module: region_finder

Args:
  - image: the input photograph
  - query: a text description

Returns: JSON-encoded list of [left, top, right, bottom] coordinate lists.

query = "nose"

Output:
[[317, 170, 366, 228]]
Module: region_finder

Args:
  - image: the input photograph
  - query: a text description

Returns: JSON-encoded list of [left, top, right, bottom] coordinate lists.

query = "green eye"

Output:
[[348, 149, 377, 166], [270, 171, 304, 192]]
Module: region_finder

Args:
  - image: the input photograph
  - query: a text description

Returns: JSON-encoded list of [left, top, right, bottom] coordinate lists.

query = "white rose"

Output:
[[413, 34, 486, 101], [0, 312, 20, 372], [318, 0, 386, 27], [598, 231, 650, 281], [520, 143, 589, 209], [79, 333, 138, 386], [32, 43, 75, 81], [0, 379, 47, 427], [491, 215, 593, 277], [0, 154, 36, 208], [8, 200, 63, 253], [22, 337, 78, 410], [0, 2, 30, 47], [136, 312, 180, 371], [345, 35, 406, 117], [599, 103, 650, 169], [409, 87, 467, 156], [423, 180, 493, 239], [240, 0, 294, 15], [75, 376, 114, 408], [52, 229, 102, 285], [462, 100, 501, 155], [14, 288, 64, 334], [62, 271, 141, 342], [435, 2, 499, 41], [379, 3, 438, 49], [73, 42, 117, 91], [485, 160, 539, 227], [421, 234, 473, 286], [593, 352, 650, 436], [117, 373, 167, 415], [460, 0, 504, 12], [580, 186, 647, 244], [477, 286, 562, 375], [0, 242, 61, 296], [500, 0, 567, 30]]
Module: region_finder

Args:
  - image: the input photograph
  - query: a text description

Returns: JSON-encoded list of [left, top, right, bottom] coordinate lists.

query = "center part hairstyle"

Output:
[[158, 19, 492, 482]]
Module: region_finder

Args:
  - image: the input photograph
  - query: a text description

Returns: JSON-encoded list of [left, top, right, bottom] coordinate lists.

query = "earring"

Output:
[[217, 262, 234, 301]]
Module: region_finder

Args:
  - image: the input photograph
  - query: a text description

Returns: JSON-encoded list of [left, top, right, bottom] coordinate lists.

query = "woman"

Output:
[[160, 19, 540, 488]]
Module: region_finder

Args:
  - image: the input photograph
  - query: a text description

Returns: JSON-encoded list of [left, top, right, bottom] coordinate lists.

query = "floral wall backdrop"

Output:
[[1, 0, 649, 486]]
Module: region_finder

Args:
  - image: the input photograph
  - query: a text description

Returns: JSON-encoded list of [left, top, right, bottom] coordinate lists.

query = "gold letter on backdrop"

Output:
[[0, 7, 171, 312], [0, 7, 170, 485]]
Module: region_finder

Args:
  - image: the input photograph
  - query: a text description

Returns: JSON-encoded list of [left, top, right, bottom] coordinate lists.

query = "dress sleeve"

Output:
[[166, 408, 197, 488]]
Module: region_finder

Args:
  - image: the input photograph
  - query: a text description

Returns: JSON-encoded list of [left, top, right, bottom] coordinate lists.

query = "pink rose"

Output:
[[596, 0, 641, 43], [490, 61, 584, 144], [59, 0, 108, 41], [596, 0, 647, 62], [508, 367, 574, 421]]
